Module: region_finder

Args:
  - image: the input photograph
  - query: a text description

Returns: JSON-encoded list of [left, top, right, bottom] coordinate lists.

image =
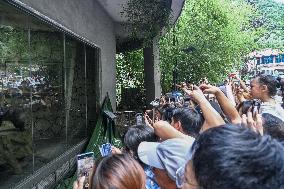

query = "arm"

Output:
[[197, 97, 226, 130], [182, 86, 225, 131], [152, 120, 188, 140], [145, 113, 188, 140], [201, 84, 242, 125], [235, 76, 249, 93]]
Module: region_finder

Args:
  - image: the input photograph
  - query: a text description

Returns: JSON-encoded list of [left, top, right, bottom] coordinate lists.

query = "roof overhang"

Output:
[[97, 0, 185, 52]]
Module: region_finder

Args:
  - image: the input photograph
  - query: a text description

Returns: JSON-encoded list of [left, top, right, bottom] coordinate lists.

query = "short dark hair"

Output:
[[192, 125, 284, 189], [256, 74, 278, 96], [262, 113, 284, 141], [172, 108, 204, 137], [162, 107, 176, 123], [123, 125, 158, 165]]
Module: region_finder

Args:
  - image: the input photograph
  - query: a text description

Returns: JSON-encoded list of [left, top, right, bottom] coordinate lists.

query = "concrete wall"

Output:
[[16, 0, 117, 108], [143, 37, 162, 108]]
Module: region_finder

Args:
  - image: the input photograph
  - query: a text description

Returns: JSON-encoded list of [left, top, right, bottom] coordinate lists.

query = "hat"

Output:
[[138, 138, 195, 181]]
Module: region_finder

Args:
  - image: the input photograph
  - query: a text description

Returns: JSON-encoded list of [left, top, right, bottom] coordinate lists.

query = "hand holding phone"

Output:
[[77, 152, 94, 189]]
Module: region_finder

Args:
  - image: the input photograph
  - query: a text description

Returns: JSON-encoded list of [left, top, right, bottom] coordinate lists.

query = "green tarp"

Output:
[[56, 94, 121, 189]]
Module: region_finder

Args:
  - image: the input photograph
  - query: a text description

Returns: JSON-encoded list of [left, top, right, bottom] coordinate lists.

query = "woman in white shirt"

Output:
[[250, 74, 284, 121]]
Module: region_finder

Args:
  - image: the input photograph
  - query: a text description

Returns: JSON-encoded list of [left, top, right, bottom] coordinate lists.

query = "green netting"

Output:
[[56, 94, 122, 189]]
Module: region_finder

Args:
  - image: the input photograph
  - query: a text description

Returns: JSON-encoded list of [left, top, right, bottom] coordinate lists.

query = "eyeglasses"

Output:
[[176, 164, 185, 188]]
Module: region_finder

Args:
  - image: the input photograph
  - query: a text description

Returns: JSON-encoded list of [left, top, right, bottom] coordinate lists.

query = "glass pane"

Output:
[[0, 1, 32, 188], [65, 36, 87, 146], [0, 2, 99, 188], [29, 18, 65, 170], [86, 45, 99, 134]]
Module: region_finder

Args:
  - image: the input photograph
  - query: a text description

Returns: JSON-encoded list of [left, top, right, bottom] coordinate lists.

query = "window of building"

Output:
[[276, 55, 281, 63], [256, 58, 260, 65], [262, 56, 274, 64], [281, 54, 284, 63], [0, 1, 100, 188]]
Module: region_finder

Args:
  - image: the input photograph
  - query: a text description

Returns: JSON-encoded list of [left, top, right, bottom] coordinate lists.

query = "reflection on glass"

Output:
[[0, 1, 32, 187], [0, 1, 99, 187], [86, 45, 99, 134], [30, 19, 66, 171], [65, 36, 87, 145]]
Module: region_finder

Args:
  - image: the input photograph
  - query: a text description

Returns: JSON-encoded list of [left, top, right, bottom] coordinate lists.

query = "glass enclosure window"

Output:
[[65, 36, 87, 146], [29, 18, 66, 171], [0, 2, 32, 187], [0, 1, 100, 187], [86, 45, 100, 134]]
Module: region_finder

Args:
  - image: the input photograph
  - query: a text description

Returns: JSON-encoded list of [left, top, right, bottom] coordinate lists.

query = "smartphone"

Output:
[[77, 152, 94, 189], [252, 100, 261, 113], [99, 143, 112, 157]]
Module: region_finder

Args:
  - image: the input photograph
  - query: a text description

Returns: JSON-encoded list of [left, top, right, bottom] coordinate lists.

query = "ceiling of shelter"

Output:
[[101, 0, 185, 52], [97, 0, 128, 23], [97, 0, 185, 24]]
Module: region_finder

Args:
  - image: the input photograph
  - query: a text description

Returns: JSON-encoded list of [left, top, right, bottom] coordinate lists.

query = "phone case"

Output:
[[77, 152, 94, 189]]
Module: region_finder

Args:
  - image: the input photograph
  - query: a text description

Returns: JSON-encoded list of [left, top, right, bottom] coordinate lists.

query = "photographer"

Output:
[[73, 154, 146, 189], [250, 74, 284, 121], [199, 84, 242, 125]]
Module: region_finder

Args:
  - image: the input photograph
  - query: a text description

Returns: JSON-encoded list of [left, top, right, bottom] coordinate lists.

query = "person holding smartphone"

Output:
[[73, 154, 146, 189], [250, 74, 284, 122]]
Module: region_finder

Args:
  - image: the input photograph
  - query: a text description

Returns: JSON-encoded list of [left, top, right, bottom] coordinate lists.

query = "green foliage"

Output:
[[117, 0, 264, 93], [116, 50, 146, 108], [0, 26, 63, 63], [30, 31, 63, 63], [116, 50, 144, 89], [248, 0, 284, 49], [159, 0, 263, 91], [122, 0, 172, 45], [116, 50, 143, 104], [0, 26, 29, 62]]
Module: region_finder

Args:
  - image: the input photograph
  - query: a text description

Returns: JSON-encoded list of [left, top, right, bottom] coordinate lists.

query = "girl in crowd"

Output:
[[73, 154, 146, 189], [250, 74, 284, 121]]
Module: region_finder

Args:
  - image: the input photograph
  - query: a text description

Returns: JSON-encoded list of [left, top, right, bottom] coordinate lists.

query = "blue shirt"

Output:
[[144, 166, 160, 189]]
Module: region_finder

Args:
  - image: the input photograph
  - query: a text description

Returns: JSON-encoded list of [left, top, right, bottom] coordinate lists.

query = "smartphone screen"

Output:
[[77, 152, 94, 189], [99, 143, 112, 157]]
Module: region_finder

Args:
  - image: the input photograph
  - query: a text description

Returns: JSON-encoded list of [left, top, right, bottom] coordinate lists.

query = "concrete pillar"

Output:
[[143, 37, 161, 108]]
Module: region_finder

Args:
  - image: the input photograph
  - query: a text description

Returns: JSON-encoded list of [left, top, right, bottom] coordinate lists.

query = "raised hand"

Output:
[[144, 112, 153, 127], [73, 176, 85, 189], [241, 110, 263, 135], [199, 84, 221, 95], [182, 85, 207, 104], [111, 146, 122, 154]]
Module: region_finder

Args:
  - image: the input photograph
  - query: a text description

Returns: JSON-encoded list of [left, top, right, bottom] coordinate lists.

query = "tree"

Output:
[[116, 50, 144, 90], [246, 0, 284, 49], [116, 50, 145, 107], [116, 0, 264, 94], [159, 0, 263, 92]]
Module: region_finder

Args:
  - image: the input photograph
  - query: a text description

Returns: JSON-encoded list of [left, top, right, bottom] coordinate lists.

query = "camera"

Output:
[[252, 100, 261, 113], [150, 100, 159, 107]]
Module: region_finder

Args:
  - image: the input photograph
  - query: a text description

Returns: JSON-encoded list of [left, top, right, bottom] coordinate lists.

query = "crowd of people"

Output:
[[73, 73, 284, 189]]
